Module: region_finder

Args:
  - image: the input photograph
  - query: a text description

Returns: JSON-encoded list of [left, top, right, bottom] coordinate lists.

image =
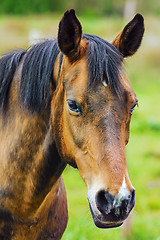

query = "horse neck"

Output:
[[0, 65, 66, 217]]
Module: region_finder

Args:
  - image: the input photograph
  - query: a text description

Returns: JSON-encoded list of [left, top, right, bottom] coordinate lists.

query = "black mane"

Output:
[[0, 39, 59, 113], [0, 50, 26, 109], [20, 40, 59, 112], [0, 34, 123, 113]]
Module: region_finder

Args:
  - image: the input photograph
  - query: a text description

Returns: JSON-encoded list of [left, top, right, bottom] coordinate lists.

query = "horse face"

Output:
[[52, 10, 144, 228]]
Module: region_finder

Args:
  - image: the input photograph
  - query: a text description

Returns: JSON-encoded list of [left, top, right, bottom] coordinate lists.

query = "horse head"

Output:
[[51, 10, 144, 228]]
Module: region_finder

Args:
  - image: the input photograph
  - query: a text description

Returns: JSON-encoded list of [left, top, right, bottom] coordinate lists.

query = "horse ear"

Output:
[[58, 9, 82, 62], [112, 14, 144, 57]]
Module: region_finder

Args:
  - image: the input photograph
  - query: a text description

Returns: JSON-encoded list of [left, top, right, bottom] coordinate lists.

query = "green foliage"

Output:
[[0, 0, 61, 14], [0, 0, 160, 16]]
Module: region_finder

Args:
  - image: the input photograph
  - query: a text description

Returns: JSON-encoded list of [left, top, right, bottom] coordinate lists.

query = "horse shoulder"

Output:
[[29, 176, 68, 240]]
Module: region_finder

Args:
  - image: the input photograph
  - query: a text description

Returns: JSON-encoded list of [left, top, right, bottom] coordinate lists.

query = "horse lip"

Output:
[[94, 218, 123, 229]]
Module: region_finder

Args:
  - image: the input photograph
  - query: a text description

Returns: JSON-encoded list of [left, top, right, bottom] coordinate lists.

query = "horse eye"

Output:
[[67, 100, 82, 115], [130, 102, 138, 115]]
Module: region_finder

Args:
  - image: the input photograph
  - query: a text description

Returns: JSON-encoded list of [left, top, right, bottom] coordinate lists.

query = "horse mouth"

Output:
[[89, 202, 124, 229]]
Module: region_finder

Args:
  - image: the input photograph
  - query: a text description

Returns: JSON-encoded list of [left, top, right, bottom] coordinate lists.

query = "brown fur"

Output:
[[52, 50, 136, 193]]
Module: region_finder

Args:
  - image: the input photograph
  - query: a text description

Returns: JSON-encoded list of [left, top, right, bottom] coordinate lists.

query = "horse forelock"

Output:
[[83, 34, 124, 97]]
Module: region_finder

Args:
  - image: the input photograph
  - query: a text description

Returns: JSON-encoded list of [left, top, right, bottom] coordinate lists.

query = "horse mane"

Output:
[[0, 50, 26, 109], [20, 40, 59, 112], [0, 40, 59, 113], [0, 34, 123, 113]]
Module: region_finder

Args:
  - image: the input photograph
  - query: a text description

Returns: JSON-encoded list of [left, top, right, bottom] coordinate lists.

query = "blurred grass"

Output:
[[0, 13, 160, 240]]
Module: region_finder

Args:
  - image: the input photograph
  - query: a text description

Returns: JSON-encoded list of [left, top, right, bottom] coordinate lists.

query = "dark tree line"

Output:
[[0, 0, 159, 15]]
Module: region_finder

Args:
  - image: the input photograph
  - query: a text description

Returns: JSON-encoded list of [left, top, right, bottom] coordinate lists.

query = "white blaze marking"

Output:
[[119, 177, 129, 197], [102, 80, 108, 87], [114, 177, 130, 209]]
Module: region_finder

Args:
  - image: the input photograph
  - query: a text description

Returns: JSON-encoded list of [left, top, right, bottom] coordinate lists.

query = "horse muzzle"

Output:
[[88, 188, 135, 229]]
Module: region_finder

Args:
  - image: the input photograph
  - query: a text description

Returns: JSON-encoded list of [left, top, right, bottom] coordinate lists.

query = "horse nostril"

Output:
[[96, 190, 114, 215], [121, 199, 129, 209], [122, 189, 135, 214]]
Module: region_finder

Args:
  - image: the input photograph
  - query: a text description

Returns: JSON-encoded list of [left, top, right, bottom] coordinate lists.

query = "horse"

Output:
[[0, 9, 144, 240]]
